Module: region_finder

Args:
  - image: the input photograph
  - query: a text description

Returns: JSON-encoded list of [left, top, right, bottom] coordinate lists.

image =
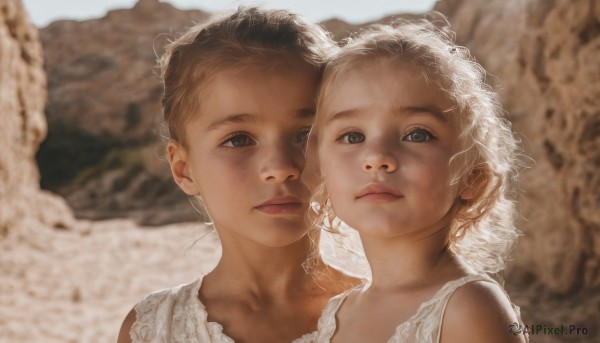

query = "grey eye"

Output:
[[404, 130, 433, 142], [340, 132, 365, 144]]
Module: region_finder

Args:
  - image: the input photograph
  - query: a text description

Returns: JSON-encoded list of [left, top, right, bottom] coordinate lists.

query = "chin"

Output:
[[257, 232, 309, 248], [256, 220, 310, 248], [348, 218, 404, 239]]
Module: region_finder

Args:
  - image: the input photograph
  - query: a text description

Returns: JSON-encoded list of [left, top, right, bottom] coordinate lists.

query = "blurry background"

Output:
[[22, 0, 436, 27], [1, 0, 598, 342]]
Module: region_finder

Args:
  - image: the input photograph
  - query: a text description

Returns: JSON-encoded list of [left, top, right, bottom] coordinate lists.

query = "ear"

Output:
[[459, 165, 488, 201], [166, 141, 200, 196]]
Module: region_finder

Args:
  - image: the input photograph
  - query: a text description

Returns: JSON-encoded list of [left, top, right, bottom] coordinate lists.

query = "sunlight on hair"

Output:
[[320, 219, 371, 280]]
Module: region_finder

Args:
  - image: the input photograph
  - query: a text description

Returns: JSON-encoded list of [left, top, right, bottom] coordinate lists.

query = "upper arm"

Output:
[[439, 281, 527, 343], [117, 308, 137, 343]]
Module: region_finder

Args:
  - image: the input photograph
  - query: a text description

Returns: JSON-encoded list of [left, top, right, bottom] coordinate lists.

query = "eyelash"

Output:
[[335, 127, 435, 144], [220, 131, 256, 148], [220, 127, 312, 148], [403, 127, 435, 142], [336, 131, 364, 144], [293, 127, 311, 146]]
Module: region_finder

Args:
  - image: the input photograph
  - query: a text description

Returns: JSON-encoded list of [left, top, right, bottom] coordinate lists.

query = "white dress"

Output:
[[130, 275, 317, 343], [313, 274, 524, 343]]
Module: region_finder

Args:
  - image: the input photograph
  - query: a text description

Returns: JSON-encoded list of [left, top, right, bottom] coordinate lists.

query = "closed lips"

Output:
[[255, 196, 303, 214], [356, 184, 403, 199], [257, 196, 302, 206]]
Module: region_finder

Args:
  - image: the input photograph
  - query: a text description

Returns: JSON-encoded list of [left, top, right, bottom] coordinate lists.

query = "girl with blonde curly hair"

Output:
[[304, 15, 527, 343]]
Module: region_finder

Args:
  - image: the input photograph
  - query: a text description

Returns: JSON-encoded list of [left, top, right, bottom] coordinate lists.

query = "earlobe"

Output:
[[166, 141, 200, 196]]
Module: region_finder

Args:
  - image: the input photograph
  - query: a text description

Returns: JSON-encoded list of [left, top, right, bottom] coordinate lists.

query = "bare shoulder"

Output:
[[440, 280, 526, 343], [117, 308, 136, 343]]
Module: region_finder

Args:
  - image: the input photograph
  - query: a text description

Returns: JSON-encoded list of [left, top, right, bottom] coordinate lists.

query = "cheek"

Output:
[[199, 153, 255, 198], [219, 150, 255, 171], [319, 151, 356, 202], [317, 145, 331, 178], [406, 153, 458, 202]]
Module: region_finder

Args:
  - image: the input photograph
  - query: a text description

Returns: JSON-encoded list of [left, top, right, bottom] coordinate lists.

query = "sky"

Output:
[[22, 0, 437, 27]]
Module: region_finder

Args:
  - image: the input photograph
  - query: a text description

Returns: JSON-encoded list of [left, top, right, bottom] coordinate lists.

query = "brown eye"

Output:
[[293, 128, 310, 146], [222, 133, 255, 147]]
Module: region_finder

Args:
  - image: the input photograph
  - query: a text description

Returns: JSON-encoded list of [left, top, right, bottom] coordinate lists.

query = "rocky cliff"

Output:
[[432, 1, 599, 340], [38, 0, 209, 225], [0, 0, 72, 237], [435, 0, 600, 295], [41, 0, 207, 142]]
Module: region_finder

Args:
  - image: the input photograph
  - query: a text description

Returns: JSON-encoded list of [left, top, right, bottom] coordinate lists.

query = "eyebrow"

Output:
[[207, 113, 260, 131], [207, 108, 315, 131], [297, 108, 316, 118], [324, 109, 360, 125], [396, 106, 448, 123], [325, 105, 448, 125]]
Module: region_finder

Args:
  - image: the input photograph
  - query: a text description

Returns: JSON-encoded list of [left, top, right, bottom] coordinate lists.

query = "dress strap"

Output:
[[315, 285, 361, 342], [434, 274, 497, 343]]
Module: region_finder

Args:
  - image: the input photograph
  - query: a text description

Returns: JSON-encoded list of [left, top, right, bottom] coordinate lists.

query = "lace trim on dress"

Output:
[[130, 276, 321, 343], [130, 288, 164, 342], [292, 331, 319, 343], [315, 274, 512, 343], [388, 274, 493, 343], [130, 277, 235, 343], [314, 284, 363, 342]]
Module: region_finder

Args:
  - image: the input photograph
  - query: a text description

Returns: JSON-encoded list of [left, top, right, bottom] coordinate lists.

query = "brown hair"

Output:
[[159, 6, 336, 147]]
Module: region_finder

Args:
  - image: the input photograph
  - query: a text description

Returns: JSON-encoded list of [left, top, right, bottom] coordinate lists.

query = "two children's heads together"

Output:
[[162, 7, 520, 274]]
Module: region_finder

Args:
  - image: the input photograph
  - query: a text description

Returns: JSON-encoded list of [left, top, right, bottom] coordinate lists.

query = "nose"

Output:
[[260, 146, 302, 183], [362, 151, 397, 173]]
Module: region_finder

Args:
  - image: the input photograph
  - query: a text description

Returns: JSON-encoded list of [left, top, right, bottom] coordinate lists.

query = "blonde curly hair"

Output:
[[304, 14, 522, 276]]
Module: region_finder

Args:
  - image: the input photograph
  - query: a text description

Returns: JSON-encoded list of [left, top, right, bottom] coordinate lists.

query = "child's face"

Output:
[[317, 59, 461, 239], [170, 63, 318, 248]]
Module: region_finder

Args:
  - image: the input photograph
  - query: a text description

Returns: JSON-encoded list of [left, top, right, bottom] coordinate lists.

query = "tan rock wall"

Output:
[[436, 0, 600, 293], [40, 0, 208, 142], [0, 0, 72, 236]]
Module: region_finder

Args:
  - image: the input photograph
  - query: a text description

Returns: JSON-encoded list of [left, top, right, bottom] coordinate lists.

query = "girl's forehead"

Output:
[[315, 58, 462, 136], [187, 65, 318, 126], [321, 58, 416, 101], [331, 55, 417, 78], [322, 59, 449, 108]]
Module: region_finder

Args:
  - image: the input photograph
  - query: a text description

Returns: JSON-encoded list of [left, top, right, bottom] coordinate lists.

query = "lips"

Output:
[[255, 196, 303, 214], [356, 183, 403, 202]]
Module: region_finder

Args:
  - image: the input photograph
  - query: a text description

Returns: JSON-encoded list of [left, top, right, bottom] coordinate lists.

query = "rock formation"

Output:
[[40, 0, 208, 142], [37, 0, 209, 225], [435, 0, 600, 295], [0, 0, 73, 237]]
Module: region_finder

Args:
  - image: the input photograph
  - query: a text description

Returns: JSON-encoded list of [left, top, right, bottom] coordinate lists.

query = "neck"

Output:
[[361, 225, 466, 291], [208, 232, 323, 298]]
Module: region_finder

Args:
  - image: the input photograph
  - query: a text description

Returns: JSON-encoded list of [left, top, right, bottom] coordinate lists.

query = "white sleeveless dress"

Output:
[[313, 274, 524, 343], [130, 275, 317, 343]]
